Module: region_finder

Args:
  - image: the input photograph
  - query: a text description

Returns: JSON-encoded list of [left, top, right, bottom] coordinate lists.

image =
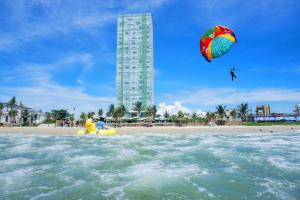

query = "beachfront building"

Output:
[[116, 13, 154, 113], [0, 102, 44, 125], [256, 105, 270, 115]]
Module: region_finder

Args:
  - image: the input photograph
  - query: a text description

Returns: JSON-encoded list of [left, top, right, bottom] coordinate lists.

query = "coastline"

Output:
[[0, 125, 299, 136]]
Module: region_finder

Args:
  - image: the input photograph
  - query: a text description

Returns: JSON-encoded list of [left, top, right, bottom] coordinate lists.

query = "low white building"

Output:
[[0, 103, 44, 125]]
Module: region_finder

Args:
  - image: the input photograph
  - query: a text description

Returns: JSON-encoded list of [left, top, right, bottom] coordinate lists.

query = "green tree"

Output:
[[33, 113, 38, 124], [98, 108, 103, 117], [80, 112, 87, 125], [106, 104, 115, 117], [238, 103, 249, 122], [8, 96, 17, 125], [206, 112, 216, 122], [119, 105, 127, 119], [170, 115, 177, 123], [145, 106, 153, 122], [8, 96, 17, 109], [177, 111, 185, 126], [216, 105, 226, 120], [133, 101, 144, 122], [230, 109, 237, 119], [70, 114, 75, 121], [151, 105, 157, 120], [113, 105, 126, 124], [0, 103, 3, 123], [51, 109, 70, 121], [164, 111, 170, 119], [87, 112, 95, 119], [44, 112, 53, 124], [191, 112, 198, 126], [8, 110, 18, 125], [21, 109, 30, 126]]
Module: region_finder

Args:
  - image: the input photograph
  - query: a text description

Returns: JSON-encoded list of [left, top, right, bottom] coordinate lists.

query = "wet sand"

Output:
[[0, 125, 299, 136]]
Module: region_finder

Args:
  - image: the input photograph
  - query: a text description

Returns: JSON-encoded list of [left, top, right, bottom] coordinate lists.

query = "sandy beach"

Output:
[[0, 125, 299, 136]]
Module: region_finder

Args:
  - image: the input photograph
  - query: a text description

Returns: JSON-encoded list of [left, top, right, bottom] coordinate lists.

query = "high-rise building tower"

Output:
[[116, 13, 154, 112]]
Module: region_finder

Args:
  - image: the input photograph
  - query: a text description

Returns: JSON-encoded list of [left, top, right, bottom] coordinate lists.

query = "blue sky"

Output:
[[0, 0, 300, 115]]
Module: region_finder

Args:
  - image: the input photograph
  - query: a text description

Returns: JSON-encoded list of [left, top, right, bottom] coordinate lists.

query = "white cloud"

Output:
[[0, 53, 115, 117], [1, 53, 94, 85], [196, 110, 206, 117], [157, 101, 207, 116], [0, 84, 115, 117], [0, 0, 168, 50], [157, 101, 191, 115], [161, 87, 300, 107]]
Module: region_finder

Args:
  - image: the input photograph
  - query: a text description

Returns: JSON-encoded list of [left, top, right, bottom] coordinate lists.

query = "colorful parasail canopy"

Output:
[[200, 25, 237, 62]]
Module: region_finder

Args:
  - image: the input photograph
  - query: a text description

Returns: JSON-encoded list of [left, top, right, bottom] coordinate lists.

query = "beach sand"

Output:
[[0, 125, 299, 135]]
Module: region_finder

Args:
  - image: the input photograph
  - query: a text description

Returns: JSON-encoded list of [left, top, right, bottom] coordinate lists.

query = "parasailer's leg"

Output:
[[231, 72, 237, 81]]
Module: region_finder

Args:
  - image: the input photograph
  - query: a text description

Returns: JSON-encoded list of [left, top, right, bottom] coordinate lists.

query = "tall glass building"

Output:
[[116, 13, 154, 112]]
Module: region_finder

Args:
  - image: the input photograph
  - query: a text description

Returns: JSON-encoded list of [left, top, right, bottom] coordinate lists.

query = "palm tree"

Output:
[[33, 113, 38, 124], [112, 108, 119, 123], [113, 105, 126, 125], [164, 111, 170, 119], [206, 112, 216, 122], [8, 96, 17, 109], [120, 104, 126, 117], [238, 103, 249, 122], [44, 112, 52, 123], [106, 104, 115, 117], [133, 101, 144, 122], [8, 96, 17, 125], [145, 106, 153, 123], [98, 108, 103, 118], [87, 112, 95, 119], [191, 112, 198, 126], [21, 109, 30, 126], [52, 109, 70, 120], [177, 111, 185, 126], [79, 112, 87, 126], [151, 105, 157, 120], [0, 103, 3, 123], [216, 105, 226, 120], [8, 110, 18, 125], [230, 109, 237, 119]]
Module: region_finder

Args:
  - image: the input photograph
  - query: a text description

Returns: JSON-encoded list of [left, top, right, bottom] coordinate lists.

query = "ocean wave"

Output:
[[0, 132, 299, 199]]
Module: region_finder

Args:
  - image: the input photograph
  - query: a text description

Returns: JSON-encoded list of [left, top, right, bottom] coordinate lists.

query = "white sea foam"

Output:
[[66, 155, 102, 166], [0, 167, 34, 191], [40, 144, 72, 152], [1, 157, 32, 166], [267, 157, 300, 171], [259, 178, 294, 200]]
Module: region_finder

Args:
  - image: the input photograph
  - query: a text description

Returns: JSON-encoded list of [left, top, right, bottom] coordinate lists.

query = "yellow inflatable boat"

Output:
[[77, 128, 117, 136], [77, 118, 117, 136]]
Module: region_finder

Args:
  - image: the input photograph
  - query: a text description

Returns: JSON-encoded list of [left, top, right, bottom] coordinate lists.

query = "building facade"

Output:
[[256, 105, 271, 115], [0, 103, 44, 125], [116, 13, 154, 112]]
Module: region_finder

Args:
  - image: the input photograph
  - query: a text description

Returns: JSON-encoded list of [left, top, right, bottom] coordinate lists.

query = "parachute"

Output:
[[200, 25, 236, 62]]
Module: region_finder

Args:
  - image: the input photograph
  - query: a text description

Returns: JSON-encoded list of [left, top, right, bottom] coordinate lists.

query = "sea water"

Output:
[[0, 132, 299, 200]]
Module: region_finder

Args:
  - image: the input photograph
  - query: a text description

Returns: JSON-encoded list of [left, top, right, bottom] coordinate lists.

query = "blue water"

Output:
[[0, 132, 299, 200]]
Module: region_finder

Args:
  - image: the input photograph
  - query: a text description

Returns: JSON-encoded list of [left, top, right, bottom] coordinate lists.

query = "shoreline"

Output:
[[0, 125, 299, 136]]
